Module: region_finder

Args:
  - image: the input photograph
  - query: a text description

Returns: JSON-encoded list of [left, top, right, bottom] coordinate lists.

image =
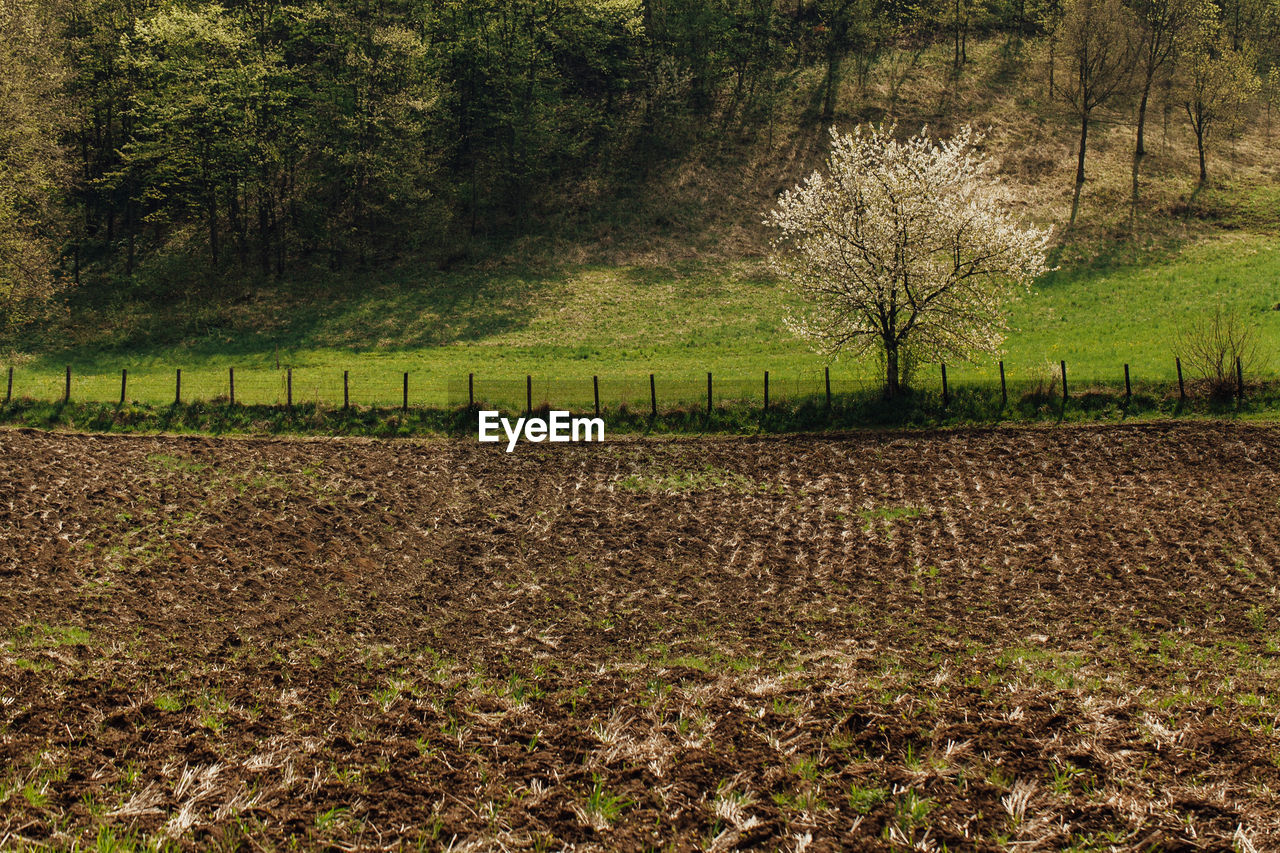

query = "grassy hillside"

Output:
[[8, 35, 1280, 411], [7, 230, 1280, 410]]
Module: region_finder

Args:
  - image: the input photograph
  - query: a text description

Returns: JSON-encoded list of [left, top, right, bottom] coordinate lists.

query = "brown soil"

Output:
[[1, 424, 1279, 851]]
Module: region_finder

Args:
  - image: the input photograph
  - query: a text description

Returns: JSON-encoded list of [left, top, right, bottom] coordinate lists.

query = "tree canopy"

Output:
[[0, 0, 1275, 326], [767, 125, 1051, 397]]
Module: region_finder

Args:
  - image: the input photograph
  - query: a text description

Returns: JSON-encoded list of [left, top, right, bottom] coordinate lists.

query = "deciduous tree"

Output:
[[1181, 28, 1259, 186], [1056, 0, 1137, 229], [766, 125, 1051, 399], [0, 0, 70, 327], [1126, 0, 1213, 227]]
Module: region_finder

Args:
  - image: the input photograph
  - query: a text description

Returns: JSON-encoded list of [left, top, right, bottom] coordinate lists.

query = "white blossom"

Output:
[[766, 123, 1052, 396]]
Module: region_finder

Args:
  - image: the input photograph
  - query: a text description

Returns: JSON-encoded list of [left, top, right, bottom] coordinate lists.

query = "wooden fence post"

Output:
[[1176, 357, 1185, 400], [941, 363, 949, 408], [593, 375, 600, 416], [120, 369, 127, 406], [999, 361, 1007, 408], [1124, 364, 1131, 399], [6, 366, 12, 404], [343, 370, 349, 410], [175, 369, 182, 405], [403, 372, 409, 411], [526, 375, 532, 415], [286, 368, 292, 408], [824, 366, 831, 411], [468, 372, 474, 408], [1060, 360, 1067, 403], [649, 373, 657, 418], [229, 367, 235, 406], [1237, 356, 1244, 399], [763, 371, 769, 412], [64, 365, 71, 403]]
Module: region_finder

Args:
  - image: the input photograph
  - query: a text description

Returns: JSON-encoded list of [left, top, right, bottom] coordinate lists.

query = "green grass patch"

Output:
[[6, 372, 1280, 437], [7, 232, 1280, 409], [859, 506, 924, 533]]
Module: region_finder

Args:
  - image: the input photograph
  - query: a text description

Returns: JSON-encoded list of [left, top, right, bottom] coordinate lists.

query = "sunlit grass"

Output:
[[8, 231, 1280, 406]]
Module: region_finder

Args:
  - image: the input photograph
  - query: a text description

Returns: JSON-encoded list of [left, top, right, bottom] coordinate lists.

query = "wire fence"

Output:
[[0, 358, 1263, 413]]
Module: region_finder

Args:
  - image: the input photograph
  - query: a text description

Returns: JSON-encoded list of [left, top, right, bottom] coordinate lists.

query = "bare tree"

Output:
[[1057, 0, 1138, 229], [1126, 0, 1213, 228]]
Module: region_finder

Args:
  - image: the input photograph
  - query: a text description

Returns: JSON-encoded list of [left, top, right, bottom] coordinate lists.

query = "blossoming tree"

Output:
[[767, 124, 1052, 399]]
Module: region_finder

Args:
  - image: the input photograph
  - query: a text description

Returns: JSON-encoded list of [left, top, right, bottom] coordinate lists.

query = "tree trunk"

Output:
[[125, 199, 135, 276], [207, 191, 220, 267], [1048, 37, 1055, 97], [1069, 112, 1089, 229], [258, 190, 270, 278], [1130, 75, 1153, 231], [885, 343, 901, 400], [228, 183, 247, 268], [1195, 126, 1207, 185], [954, 0, 961, 69]]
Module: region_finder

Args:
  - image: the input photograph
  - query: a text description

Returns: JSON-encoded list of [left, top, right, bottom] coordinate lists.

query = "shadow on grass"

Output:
[[12, 262, 566, 370]]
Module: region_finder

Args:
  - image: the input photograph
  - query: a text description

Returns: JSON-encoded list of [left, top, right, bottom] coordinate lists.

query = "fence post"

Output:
[[64, 365, 71, 403], [999, 361, 1007, 408], [593, 375, 600, 416], [763, 371, 769, 412], [6, 366, 12, 404], [526, 375, 532, 415], [707, 372, 713, 417], [343, 370, 348, 410], [403, 372, 409, 412], [229, 367, 235, 406], [1237, 356, 1244, 399], [824, 366, 832, 411], [650, 373, 657, 418], [286, 368, 293, 409], [120, 369, 127, 406], [1176, 357, 1185, 400], [1060, 360, 1067, 403], [175, 369, 182, 405], [941, 363, 949, 408], [468, 372, 474, 408], [1124, 364, 1131, 399]]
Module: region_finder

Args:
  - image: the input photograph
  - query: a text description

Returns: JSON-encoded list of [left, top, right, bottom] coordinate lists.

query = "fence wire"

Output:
[[0, 363, 1264, 412]]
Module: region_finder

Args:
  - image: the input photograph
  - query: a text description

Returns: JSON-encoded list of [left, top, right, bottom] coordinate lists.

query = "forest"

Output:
[[1, 0, 1278, 331]]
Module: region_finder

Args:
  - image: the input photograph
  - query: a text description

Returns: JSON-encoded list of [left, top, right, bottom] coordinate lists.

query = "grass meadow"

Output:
[[7, 230, 1280, 410]]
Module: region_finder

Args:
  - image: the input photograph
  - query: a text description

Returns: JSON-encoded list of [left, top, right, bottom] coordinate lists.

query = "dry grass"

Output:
[[567, 35, 1280, 268]]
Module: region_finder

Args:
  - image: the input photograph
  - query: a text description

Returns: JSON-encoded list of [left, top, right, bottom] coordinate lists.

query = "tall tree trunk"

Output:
[[1048, 38, 1056, 97], [1186, 104, 1208, 186], [228, 183, 247, 268], [125, 199, 135, 275], [258, 190, 270, 277], [1195, 126, 1207, 185], [954, 0, 961, 68], [1129, 72, 1154, 231], [207, 191, 220, 267], [1069, 112, 1089, 229]]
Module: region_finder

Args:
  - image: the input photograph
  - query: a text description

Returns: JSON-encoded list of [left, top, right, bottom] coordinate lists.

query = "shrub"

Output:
[[1176, 305, 1260, 398]]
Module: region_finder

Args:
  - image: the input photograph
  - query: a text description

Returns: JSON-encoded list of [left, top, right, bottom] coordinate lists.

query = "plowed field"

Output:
[[2, 424, 1279, 851]]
